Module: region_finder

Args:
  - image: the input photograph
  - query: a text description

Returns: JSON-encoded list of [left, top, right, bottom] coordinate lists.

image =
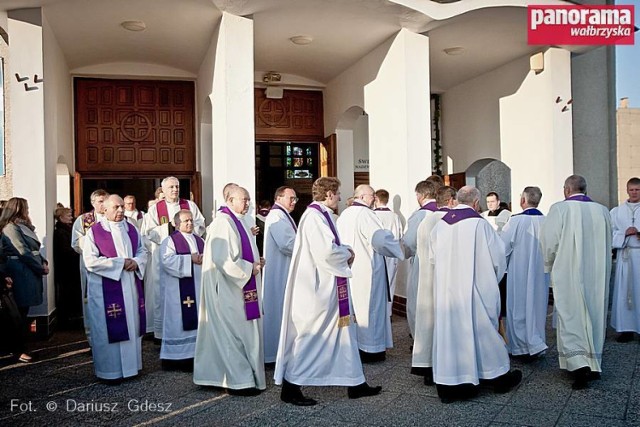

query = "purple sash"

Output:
[[170, 231, 204, 331], [219, 206, 261, 321], [307, 203, 351, 327], [566, 194, 593, 202], [137, 211, 143, 220], [374, 207, 391, 212], [91, 222, 145, 343], [271, 204, 298, 231], [515, 208, 544, 216], [420, 201, 438, 212], [156, 199, 190, 224], [442, 207, 482, 225]]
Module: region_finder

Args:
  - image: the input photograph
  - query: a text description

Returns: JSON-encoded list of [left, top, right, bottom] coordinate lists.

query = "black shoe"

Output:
[[359, 350, 386, 364], [281, 380, 317, 406], [492, 370, 522, 394], [99, 378, 123, 386], [570, 366, 591, 390], [227, 387, 262, 396], [436, 383, 479, 403], [424, 368, 434, 386], [617, 332, 634, 343], [348, 382, 382, 399]]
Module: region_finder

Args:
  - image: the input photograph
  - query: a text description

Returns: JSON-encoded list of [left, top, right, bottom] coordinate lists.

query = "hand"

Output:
[[251, 226, 259, 236], [4, 277, 12, 288], [42, 264, 50, 275], [191, 253, 203, 265], [259, 257, 266, 268], [347, 248, 355, 267], [252, 261, 262, 276], [625, 227, 638, 237], [123, 259, 138, 272]]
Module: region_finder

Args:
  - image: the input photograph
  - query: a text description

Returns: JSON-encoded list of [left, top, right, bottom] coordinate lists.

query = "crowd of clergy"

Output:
[[64, 171, 640, 405]]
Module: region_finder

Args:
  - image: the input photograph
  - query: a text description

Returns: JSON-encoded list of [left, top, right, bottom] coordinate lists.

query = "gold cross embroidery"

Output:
[[107, 303, 122, 318], [183, 296, 195, 308]]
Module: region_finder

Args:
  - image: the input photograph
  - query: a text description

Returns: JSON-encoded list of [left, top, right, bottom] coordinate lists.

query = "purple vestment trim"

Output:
[[514, 208, 544, 216], [442, 207, 482, 225], [307, 203, 351, 326], [374, 207, 391, 211], [156, 199, 190, 224], [91, 222, 145, 343], [271, 204, 298, 231], [566, 194, 593, 202], [218, 206, 261, 321], [438, 207, 451, 212], [169, 231, 204, 331], [420, 201, 438, 212]]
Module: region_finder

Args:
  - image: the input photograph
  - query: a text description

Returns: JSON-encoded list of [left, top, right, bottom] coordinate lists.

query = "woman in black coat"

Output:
[[53, 207, 82, 328], [0, 197, 49, 363]]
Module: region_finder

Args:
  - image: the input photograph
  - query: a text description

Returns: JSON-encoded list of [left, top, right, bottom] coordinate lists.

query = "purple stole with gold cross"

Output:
[[91, 221, 146, 343], [82, 211, 96, 231], [156, 199, 191, 224], [307, 203, 351, 327], [218, 206, 261, 321], [169, 231, 204, 331]]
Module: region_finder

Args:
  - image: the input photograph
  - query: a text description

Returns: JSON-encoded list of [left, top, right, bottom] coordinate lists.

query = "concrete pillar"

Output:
[[210, 12, 255, 211], [8, 12, 56, 333], [500, 48, 573, 213], [336, 128, 355, 211], [366, 29, 431, 222]]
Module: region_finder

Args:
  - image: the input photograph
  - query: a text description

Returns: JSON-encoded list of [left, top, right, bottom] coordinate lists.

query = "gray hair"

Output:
[[457, 186, 480, 206], [522, 186, 542, 207], [564, 175, 587, 194], [161, 176, 180, 188]]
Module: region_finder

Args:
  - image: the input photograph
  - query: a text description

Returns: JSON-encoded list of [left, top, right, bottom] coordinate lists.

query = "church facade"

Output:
[[0, 0, 616, 332]]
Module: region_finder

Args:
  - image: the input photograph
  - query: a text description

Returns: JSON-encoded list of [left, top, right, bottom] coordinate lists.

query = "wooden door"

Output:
[[320, 133, 337, 177]]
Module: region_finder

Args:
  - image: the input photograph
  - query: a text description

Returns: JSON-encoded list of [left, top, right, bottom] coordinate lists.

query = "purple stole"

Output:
[[156, 199, 190, 224], [218, 206, 261, 321], [515, 208, 544, 216], [442, 207, 482, 225], [271, 204, 298, 231], [307, 203, 351, 327], [420, 201, 438, 212], [91, 222, 145, 343], [169, 231, 204, 331], [566, 194, 593, 202], [82, 211, 96, 231], [137, 211, 143, 220], [374, 207, 391, 212]]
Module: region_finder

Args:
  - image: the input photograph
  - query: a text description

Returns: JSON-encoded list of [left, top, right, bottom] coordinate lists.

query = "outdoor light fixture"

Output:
[[290, 35, 313, 45], [121, 20, 146, 32], [443, 47, 465, 56]]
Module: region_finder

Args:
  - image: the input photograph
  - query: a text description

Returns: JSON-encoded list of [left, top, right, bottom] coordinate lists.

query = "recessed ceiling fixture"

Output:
[[121, 20, 146, 32], [443, 46, 465, 56], [290, 35, 313, 45]]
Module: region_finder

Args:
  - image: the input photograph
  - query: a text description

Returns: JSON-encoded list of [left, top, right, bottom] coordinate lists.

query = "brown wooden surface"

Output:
[[254, 89, 324, 141], [354, 172, 370, 190], [444, 172, 466, 191], [75, 78, 195, 174], [321, 133, 337, 177], [73, 171, 83, 216]]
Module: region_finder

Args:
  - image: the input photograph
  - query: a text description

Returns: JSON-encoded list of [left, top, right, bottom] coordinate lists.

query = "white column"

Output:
[[8, 15, 55, 318], [336, 128, 354, 212], [500, 48, 573, 213], [210, 12, 255, 211], [366, 29, 431, 222]]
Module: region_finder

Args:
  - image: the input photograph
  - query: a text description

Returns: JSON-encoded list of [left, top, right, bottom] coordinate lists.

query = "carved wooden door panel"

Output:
[[75, 78, 195, 174]]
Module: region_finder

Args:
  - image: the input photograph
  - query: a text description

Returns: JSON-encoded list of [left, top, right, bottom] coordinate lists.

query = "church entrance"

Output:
[[73, 77, 197, 215], [255, 141, 319, 222]]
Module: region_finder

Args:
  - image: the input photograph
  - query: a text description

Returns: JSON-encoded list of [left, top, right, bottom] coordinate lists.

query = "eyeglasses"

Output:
[[289, 197, 299, 202]]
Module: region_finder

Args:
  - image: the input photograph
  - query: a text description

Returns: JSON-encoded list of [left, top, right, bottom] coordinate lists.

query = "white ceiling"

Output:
[[0, 0, 557, 91]]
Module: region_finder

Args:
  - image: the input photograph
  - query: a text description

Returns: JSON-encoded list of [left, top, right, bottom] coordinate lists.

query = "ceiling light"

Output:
[[443, 47, 465, 56], [290, 35, 313, 45], [121, 20, 146, 32]]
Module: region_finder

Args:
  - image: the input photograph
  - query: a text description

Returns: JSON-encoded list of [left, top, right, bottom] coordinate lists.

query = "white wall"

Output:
[[336, 128, 355, 210], [353, 114, 369, 173], [441, 55, 530, 174], [500, 48, 573, 214], [71, 62, 196, 79]]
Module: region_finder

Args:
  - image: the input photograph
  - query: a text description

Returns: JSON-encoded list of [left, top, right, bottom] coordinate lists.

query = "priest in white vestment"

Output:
[[541, 175, 612, 389], [72, 188, 109, 346], [374, 189, 403, 314], [482, 192, 512, 234], [500, 186, 548, 358], [430, 186, 521, 403], [275, 177, 382, 406], [159, 210, 204, 366], [83, 195, 148, 381], [412, 185, 457, 385], [124, 195, 144, 229], [337, 185, 404, 362], [611, 177, 640, 342], [404, 179, 442, 337], [193, 186, 266, 395], [141, 176, 205, 339], [262, 186, 298, 363]]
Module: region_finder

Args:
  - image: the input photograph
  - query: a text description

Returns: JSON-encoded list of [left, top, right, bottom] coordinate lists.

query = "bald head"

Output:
[[354, 185, 376, 208], [227, 186, 251, 215], [104, 195, 126, 222], [457, 186, 481, 209], [223, 183, 239, 200]]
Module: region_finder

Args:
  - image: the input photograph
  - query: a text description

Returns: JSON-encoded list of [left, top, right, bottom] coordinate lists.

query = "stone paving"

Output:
[[1, 308, 639, 427]]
